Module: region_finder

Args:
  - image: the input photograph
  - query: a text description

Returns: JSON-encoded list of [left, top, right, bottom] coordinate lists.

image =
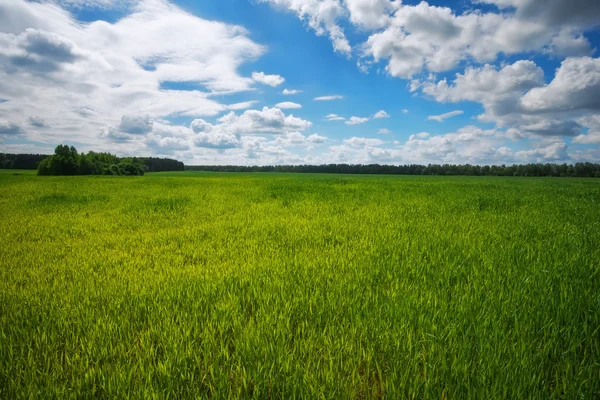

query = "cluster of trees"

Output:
[[186, 163, 600, 177], [2, 149, 184, 174], [38, 145, 147, 176]]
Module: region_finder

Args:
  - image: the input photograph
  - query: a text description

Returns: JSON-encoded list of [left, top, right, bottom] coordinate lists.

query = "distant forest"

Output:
[[1, 152, 184, 173], [186, 163, 600, 177], [3, 152, 600, 177]]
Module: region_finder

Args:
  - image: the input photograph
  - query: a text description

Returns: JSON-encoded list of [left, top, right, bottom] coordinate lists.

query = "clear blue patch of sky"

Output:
[[67, 4, 132, 23]]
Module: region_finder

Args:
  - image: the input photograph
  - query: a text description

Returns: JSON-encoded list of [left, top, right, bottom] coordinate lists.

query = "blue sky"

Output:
[[0, 0, 599, 165]]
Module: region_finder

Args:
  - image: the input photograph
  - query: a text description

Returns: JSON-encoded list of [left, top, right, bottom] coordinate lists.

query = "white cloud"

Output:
[[217, 107, 312, 134], [118, 115, 153, 134], [345, 116, 370, 125], [313, 123, 584, 165], [252, 71, 285, 87], [373, 110, 390, 118], [344, 0, 399, 29], [275, 131, 328, 147], [227, 101, 258, 111], [427, 110, 464, 122], [366, 146, 402, 162], [276, 131, 307, 146], [378, 128, 390, 134], [361, 1, 597, 78], [544, 29, 594, 57], [28, 116, 47, 127], [190, 119, 213, 133], [275, 101, 302, 109], [573, 115, 600, 144], [514, 140, 569, 162], [344, 136, 384, 146], [146, 133, 190, 153], [0, 119, 24, 135], [256, 0, 351, 54], [401, 109, 408, 114], [194, 131, 241, 149], [417, 58, 599, 139], [282, 88, 302, 95], [314, 95, 343, 101], [520, 57, 600, 113], [420, 61, 544, 106], [189, 107, 312, 151], [307, 133, 326, 143], [325, 113, 345, 121], [573, 132, 600, 144]]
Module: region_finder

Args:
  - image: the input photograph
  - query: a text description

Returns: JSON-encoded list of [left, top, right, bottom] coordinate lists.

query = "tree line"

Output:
[[2, 148, 184, 174], [1, 153, 48, 170], [186, 163, 600, 177]]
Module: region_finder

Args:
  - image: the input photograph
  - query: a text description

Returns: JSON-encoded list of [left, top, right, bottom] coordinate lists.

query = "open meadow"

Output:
[[1, 170, 599, 398]]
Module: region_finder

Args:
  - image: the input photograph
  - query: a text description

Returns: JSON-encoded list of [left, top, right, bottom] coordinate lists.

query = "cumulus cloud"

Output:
[[544, 30, 594, 57], [344, 136, 384, 147], [360, 1, 597, 78], [217, 107, 312, 134], [514, 140, 569, 162], [0, 28, 89, 74], [28, 116, 47, 127], [573, 132, 600, 144], [0, 120, 24, 135], [256, 0, 351, 54], [314, 95, 343, 101], [427, 110, 464, 122], [416, 58, 599, 140], [325, 113, 345, 121], [187, 107, 313, 152], [146, 133, 190, 153], [378, 128, 391, 134], [275, 131, 327, 147], [252, 71, 285, 87], [373, 110, 390, 118], [366, 146, 402, 162], [307, 133, 326, 143], [190, 119, 214, 133], [520, 57, 600, 113], [345, 116, 370, 125], [118, 115, 153, 134], [100, 126, 135, 143], [275, 101, 302, 109], [194, 131, 241, 149], [572, 115, 600, 144], [344, 0, 400, 29], [420, 61, 544, 106], [282, 88, 302, 95]]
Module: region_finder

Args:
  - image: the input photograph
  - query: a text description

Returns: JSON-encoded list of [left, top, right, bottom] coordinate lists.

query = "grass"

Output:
[[1, 170, 599, 398]]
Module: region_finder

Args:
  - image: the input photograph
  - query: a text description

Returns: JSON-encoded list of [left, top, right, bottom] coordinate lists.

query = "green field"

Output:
[[1, 170, 599, 398]]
